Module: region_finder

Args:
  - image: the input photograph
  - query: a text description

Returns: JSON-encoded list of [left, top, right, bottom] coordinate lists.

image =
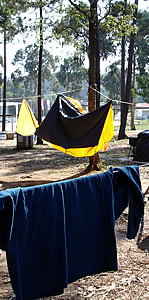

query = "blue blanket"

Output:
[[0, 166, 144, 300]]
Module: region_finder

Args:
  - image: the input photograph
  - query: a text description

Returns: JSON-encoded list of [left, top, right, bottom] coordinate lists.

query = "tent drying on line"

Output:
[[16, 96, 85, 138], [36, 94, 114, 157], [16, 94, 114, 157]]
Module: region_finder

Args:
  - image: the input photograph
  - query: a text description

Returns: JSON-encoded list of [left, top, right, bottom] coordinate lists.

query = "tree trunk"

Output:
[[119, 34, 125, 138], [67, 74, 69, 92], [2, 31, 6, 132], [88, 1, 100, 171], [130, 53, 136, 130], [87, 86, 100, 171], [130, 100, 135, 130], [96, 25, 100, 108], [118, 37, 134, 139], [118, 0, 126, 140], [88, 1, 97, 89], [37, 1, 43, 145], [35, 79, 38, 117], [88, 84, 96, 112], [118, 0, 138, 139]]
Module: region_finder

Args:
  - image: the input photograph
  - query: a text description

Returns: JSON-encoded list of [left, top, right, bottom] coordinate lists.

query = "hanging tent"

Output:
[[16, 94, 114, 157], [36, 94, 114, 157]]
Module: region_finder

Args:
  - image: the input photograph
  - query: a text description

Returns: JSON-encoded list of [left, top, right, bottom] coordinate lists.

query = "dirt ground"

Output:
[[0, 130, 149, 300]]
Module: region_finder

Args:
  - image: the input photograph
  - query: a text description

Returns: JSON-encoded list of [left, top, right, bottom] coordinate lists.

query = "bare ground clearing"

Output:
[[0, 130, 149, 299]]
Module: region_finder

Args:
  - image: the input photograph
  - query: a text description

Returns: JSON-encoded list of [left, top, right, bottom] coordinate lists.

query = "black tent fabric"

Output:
[[36, 94, 114, 157]]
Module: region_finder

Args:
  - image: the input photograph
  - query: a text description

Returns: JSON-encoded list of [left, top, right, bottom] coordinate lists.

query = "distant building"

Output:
[[135, 103, 149, 120], [0, 102, 22, 132]]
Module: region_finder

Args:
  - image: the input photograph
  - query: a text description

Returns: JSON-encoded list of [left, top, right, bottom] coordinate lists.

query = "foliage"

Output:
[[102, 61, 121, 100], [53, 0, 137, 55], [136, 73, 149, 102], [11, 43, 58, 95], [134, 11, 149, 100], [55, 54, 88, 94], [103, 1, 137, 39], [99, 30, 117, 59], [0, 0, 30, 40], [6, 79, 25, 100], [135, 11, 149, 75], [26, 0, 63, 44], [53, 2, 89, 49]]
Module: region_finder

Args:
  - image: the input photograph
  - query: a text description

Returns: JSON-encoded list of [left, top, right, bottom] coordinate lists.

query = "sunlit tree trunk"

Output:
[[88, 0, 100, 171]]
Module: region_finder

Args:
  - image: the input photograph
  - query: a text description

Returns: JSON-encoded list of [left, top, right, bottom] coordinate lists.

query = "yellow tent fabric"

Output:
[[16, 99, 38, 136], [66, 96, 86, 113]]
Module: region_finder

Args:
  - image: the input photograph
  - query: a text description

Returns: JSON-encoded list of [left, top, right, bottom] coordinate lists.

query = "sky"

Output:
[[0, 0, 149, 79]]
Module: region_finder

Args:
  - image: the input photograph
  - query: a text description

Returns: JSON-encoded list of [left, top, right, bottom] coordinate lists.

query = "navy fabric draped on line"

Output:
[[0, 166, 144, 300]]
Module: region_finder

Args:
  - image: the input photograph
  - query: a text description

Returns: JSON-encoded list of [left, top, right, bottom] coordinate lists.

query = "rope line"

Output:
[[136, 162, 149, 168], [90, 86, 134, 106], [0, 88, 83, 102], [57, 88, 82, 95], [0, 94, 56, 101]]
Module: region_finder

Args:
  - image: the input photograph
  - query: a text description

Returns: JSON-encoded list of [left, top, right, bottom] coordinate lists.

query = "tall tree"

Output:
[[28, 0, 61, 142], [54, 0, 117, 109], [53, 0, 113, 170], [0, 56, 3, 100], [37, 0, 43, 144], [2, 30, 6, 131], [53, 0, 135, 169], [0, 0, 29, 131], [120, 0, 127, 132], [118, 0, 138, 139], [130, 53, 136, 130]]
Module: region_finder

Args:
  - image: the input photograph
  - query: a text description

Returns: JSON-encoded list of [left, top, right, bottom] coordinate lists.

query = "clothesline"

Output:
[[90, 86, 134, 106], [137, 163, 149, 168], [0, 86, 134, 106], [0, 88, 83, 102], [1, 94, 55, 101]]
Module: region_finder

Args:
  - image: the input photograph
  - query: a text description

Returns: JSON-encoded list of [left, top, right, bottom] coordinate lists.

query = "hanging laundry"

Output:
[[0, 166, 144, 300], [36, 94, 114, 157], [16, 94, 114, 157]]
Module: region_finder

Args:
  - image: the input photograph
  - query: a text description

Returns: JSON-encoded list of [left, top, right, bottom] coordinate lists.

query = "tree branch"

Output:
[[55, 24, 88, 39], [68, 0, 90, 18]]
